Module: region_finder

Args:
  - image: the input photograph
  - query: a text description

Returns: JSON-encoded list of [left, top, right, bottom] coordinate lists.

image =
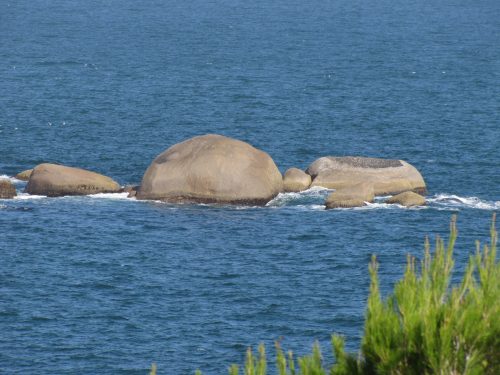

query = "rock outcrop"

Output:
[[307, 156, 426, 195], [0, 179, 17, 199], [386, 191, 426, 207], [15, 169, 33, 181], [136, 134, 283, 204], [283, 168, 311, 192], [325, 182, 374, 209], [25, 163, 120, 197]]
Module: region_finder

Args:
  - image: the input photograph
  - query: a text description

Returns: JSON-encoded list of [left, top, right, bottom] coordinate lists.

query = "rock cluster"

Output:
[[307, 156, 426, 195], [303, 155, 427, 209], [10, 134, 428, 208]]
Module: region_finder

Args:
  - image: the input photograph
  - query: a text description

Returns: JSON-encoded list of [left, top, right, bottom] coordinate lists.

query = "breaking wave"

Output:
[[87, 192, 132, 200], [1, 174, 497, 211], [427, 194, 499, 211], [267, 189, 498, 211], [266, 186, 331, 207], [14, 193, 46, 200], [0, 174, 24, 184]]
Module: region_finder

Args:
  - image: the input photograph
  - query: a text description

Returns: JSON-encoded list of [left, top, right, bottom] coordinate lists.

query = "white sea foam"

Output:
[[14, 193, 46, 200], [2, 181, 497, 212], [266, 186, 332, 207], [13, 192, 136, 201], [427, 194, 499, 210], [366, 201, 426, 210], [0, 174, 24, 184], [326, 202, 401, 211], [87, 192, 133, 200], [294, 204, 325, 211], [268, 190, 498, 211]]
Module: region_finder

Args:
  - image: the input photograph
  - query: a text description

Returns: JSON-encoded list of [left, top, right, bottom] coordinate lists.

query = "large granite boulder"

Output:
[[0, 179, 17, 199], [136, 134, 283, 204], [386, 191, 426, 207], [15, 169, 33, 181], [307, 156, 426, 195], [325, 182, 374, 209], [25, 163, 120, 197], [283, 168, 311, 192]]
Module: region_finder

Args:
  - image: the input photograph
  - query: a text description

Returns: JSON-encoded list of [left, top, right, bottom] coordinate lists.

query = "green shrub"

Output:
[[355, 215, 499, 374], [152, 215, 499, 374], [192, 215, 499, 375]]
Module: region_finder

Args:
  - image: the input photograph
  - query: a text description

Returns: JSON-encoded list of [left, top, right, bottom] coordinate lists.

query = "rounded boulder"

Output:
[[0, 179, 17, 199], [325, 182, 374, 209], [283, 168, 311, 192], [136, 134, 283, 205], [25, 163, 120, 197], [307, 156, 426, 195], [386, 191, 426, 207]]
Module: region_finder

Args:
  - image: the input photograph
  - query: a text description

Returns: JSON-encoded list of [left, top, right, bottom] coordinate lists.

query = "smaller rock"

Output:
[[121, 185, 135, 193], [283, 168, 311, 192], [26, 163, 121, 197], [0, 179, 17, 199], [325, 182, 374, 209], [15, 169, 33, 181], [386, 191, 426, 207], [122, 185, 139, 198]]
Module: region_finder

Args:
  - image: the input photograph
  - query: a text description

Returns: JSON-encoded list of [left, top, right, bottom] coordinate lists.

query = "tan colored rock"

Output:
[[325, 182, 374, 209], [386, 191, 426, 207], [136, 134, 283, 205], [25, 163, 120, 197], [307, 156, 426, 195], [0, 179, 17, 199], [283, 168, 311, 192], [15, 169, 33, 181]]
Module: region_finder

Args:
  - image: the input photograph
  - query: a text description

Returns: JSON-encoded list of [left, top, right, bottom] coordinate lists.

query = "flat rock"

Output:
[[325, 182, 374, 209], [283, 168, 311, 192], [307, 156, 426, 195], [386, 191, 426, 207], [25, 163, 120, 197], [136, 134, 283, 205], [0, 179, 17, 199]]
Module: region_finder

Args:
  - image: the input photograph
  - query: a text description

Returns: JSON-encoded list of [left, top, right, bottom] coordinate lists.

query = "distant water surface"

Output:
[[1, 0, 499, 374]]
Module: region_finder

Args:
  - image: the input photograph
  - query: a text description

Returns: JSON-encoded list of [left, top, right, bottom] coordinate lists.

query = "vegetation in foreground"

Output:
[[151, 214, 499, 374]]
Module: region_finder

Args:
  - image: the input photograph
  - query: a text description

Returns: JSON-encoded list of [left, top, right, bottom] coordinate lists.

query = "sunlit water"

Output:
[[1, 0, 499, 373]]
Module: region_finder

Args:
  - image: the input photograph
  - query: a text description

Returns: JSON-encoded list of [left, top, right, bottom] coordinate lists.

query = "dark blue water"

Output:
[[1, 0, 499, 373]]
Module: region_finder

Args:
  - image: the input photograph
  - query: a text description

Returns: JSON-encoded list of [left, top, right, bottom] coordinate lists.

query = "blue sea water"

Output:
[[1, 0, 499, 373]]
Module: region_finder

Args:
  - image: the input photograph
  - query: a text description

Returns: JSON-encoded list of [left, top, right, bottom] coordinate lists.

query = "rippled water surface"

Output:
[[1, 0, 499, 374]]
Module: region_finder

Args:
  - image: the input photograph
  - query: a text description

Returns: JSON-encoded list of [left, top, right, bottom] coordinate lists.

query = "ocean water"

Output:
[[1, 0, 499, 374]]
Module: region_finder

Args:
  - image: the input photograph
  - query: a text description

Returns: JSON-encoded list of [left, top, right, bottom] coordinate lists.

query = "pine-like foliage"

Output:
[[163, 214, 499, 375], [357, 215, 499, 374]]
